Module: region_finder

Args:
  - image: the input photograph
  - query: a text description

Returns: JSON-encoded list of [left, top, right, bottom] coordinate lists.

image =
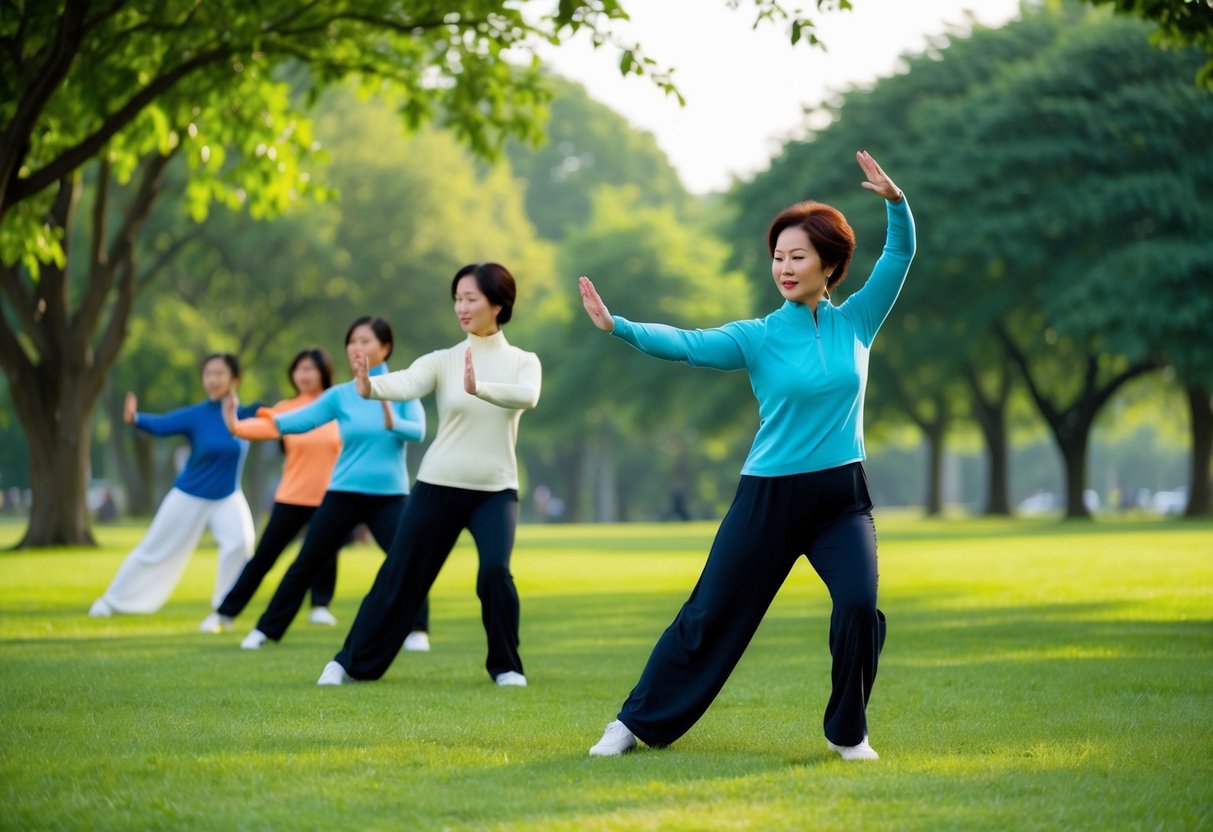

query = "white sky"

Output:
[[540, 0, 1025, 194]]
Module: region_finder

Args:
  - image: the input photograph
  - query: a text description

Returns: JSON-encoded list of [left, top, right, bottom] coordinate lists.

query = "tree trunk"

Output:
[[996, 328, 1162, 521], [1184, 383, 1212, 518], [964, 361, 1012, 516], [1058, 424, 1092, 520], [923, 420, 945, 517], [15, 382, 97, 547], [983, 420, 1011, 515], [593, 430, 618, 523], [0, 153, 173, 544]]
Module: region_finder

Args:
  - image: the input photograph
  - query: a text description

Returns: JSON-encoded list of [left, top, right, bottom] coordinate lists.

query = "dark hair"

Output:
[[767, 201, 856, 292], [201, 352, 240, 379], [451, 262, 517, 325], [345, 316, 394, 361], [287, 348, 335, 393]]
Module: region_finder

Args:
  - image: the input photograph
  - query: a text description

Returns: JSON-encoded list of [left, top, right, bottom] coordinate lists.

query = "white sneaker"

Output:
[[199, 612, 233, 633], [589, 720, 638, 757], [240, 629, 269, 650], [317, 661, 351, 686], [827, 735, 879, 761], [494, 671, 527, 687], [402, 630, 430, 652], [88, 598, 113, 617], [307, 606, 338, 626]]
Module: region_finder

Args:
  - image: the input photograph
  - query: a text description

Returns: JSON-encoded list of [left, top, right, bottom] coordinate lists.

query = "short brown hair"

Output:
[[767, 201, 856, 292]]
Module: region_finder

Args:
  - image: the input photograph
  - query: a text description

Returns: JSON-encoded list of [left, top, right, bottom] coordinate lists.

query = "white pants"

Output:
[[101, 488, 254, 613]]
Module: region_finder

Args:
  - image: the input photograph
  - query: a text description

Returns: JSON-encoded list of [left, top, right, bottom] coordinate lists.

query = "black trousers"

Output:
[[618, 462, 886, 749], [335, 483, 521, 681], [216, 502, 336, 617], [254, 491, 428, 641]]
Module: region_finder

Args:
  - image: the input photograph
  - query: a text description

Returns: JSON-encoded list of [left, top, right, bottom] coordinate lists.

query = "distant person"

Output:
[[95, 488, 118, 523], [580, 151, 915, 761], [90, 354, 260, 623], [201, 348, 343, 633], [230, 317, 431, 651], [317, 263, 541, 688], [662, 488, 692, 521]]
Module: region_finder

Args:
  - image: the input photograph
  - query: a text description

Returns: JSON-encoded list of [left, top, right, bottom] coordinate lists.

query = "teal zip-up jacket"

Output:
[[611, 198, 915, 478]]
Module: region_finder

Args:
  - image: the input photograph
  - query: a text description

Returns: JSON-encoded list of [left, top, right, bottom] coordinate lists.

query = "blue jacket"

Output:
[[135, 400, 261, 499], [611, 198, 915, 477], [273, 363, 425, 495]]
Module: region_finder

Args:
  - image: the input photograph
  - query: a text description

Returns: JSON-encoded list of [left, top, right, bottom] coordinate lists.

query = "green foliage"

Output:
[[1, 0, 816, 269], [504, 76, 690, 241], [1077, 0, 1213, 87], [930, 11, 1213, 378], [1, 517, 1211, 829], [112, 82, 560, 408], [542, 186, 752, 431]]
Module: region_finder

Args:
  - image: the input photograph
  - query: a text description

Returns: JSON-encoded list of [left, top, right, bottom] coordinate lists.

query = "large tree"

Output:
[[0, 0, 828, 546], [930, 7, 1213, 517]]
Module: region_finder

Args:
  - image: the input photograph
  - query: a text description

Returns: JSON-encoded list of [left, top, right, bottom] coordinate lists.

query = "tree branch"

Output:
[[136, 229, 202, 292], [274, 11, 453, 39], [995, 324, 1061, 428], [89, 246, 137, 391], [6, 46, 230, 209], [104, 0, 207, 41], [0, 263, 40, 378], [0, 0, 92, 214], [872, 352, 934, 434], [0, 260, 41, 352], [87, 155, 111, 286], [82, 0, 132, 33], [261, 0, 325, 34], [73, 150, 173, 349], [34, 175, 80, 365], [1087, 356, 1165, 416]]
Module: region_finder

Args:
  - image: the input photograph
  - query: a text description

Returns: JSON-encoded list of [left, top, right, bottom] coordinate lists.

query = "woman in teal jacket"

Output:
[[582, 151, 914, 762]]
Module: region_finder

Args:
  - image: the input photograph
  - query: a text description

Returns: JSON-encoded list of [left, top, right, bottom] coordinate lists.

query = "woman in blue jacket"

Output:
[[582, 151, 914, 762], [89, 353, 261, 624], [231, 316, 431, 651]]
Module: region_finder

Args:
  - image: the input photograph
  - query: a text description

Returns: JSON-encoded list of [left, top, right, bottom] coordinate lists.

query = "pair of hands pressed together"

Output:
[[579, 150, 901, 331]]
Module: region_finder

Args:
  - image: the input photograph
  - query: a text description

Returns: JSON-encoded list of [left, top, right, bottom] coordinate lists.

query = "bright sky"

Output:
[[540, 0, 1025, 194]]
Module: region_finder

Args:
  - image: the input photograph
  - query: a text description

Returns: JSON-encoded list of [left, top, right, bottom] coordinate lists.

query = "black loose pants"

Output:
[[254, 491, 428, 641], [618, 463, 886, 749], [335, 483, 521, 681], [217, 502, 336, 618]]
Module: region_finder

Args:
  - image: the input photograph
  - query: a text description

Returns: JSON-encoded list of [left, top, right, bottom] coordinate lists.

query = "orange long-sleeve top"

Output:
[[230, 393, 341, 507]]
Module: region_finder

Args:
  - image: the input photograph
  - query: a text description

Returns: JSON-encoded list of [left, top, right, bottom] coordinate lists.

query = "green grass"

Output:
[[1, 515, 1211, 831]]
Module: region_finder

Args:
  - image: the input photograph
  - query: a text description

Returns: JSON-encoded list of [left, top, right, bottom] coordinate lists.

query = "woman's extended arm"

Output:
[[225, 396, 290, 440], [578, 276, 748, 370], [364, 353, 440, 403], [130, 402, 198, 436], [839, 151, 916, 344]]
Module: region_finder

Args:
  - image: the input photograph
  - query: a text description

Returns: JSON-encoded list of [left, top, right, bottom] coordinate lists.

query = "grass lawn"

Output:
[[0, 514, 1210, 831]]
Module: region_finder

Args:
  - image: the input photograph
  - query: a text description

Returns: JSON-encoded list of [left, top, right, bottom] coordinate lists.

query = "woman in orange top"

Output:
[[200, 348, 343, 632]]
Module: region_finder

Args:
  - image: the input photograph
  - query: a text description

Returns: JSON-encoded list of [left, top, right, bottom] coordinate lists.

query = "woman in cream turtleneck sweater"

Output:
[[318, 262, 541, 688]]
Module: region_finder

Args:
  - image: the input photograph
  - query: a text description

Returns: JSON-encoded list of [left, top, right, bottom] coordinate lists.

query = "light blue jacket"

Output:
[[274, 363, 425, 495], [611, 198, 915, 477]]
